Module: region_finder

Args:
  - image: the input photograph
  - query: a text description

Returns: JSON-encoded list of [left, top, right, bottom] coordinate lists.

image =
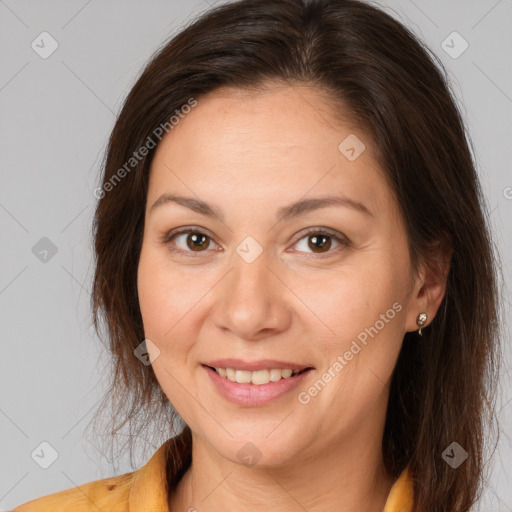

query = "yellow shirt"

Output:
[[12, 428, 414, 512]]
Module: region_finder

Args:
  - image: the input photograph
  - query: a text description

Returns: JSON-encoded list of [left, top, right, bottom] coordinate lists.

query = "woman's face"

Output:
[[137, 85, 423, 466]]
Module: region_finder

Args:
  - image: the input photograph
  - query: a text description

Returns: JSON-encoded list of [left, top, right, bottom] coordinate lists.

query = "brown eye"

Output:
[[162, 226, 348, 258], [184, 232, 211, 251], [293, 228, 348, 255], [163, 229, 216, 254], [307, 233, 333, 253]]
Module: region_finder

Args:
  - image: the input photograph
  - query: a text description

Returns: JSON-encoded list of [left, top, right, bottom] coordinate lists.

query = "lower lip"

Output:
[[203, 365, 313, 407]]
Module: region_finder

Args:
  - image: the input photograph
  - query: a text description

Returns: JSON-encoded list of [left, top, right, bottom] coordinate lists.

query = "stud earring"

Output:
[[416, 312, 428, 336]]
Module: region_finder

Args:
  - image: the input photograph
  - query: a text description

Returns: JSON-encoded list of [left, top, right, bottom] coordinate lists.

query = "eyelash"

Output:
[[160, 226, 350, 258]]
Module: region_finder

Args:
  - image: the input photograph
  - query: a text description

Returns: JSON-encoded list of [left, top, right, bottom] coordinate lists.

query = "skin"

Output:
[[137, 83, 448, 512]]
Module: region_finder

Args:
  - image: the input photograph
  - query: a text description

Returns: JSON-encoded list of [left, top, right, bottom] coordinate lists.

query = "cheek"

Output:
[[301, 265, 407, 424], [137, 244, 185, 349], [137, 248, 196, 410], [137, 241, 189, 329], [306, 264, 393, 328], [304, 261, 407, 368], [137, 243, 208, 366], [137, 257, 167, 336]]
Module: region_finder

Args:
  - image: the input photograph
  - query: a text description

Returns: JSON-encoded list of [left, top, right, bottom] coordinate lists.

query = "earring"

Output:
[[416, 312, 428, 336]]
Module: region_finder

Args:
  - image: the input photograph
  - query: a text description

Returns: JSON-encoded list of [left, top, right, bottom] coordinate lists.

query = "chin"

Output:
[[208, 432, 303, 468]]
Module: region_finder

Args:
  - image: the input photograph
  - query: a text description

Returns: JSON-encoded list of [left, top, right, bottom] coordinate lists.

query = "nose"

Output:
[[210, 250, 292, 341]]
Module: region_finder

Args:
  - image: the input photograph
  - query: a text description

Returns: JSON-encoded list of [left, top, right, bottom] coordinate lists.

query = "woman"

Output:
[[13, 0, 502, 511]]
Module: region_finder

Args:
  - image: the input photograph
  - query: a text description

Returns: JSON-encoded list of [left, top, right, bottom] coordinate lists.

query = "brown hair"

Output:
[[87, 0, 503, 510]]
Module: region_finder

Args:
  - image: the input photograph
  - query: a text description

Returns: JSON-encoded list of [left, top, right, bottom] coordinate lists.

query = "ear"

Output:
[[405, 246, 452, 333]]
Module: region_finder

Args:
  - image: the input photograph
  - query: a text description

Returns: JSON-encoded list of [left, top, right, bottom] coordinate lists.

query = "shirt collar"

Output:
[[128, 427, 191, 511], [382, 465, 415, 512]]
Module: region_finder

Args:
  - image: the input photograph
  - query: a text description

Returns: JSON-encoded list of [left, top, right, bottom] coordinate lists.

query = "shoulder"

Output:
[[11, 471, 135, 512], [11, 429, 192, 512]]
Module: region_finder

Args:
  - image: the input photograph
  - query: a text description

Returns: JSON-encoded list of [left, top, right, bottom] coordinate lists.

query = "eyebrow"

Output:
[[149, 193, 374, 222]]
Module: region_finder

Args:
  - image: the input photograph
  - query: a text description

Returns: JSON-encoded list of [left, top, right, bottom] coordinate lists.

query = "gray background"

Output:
[[1, 0, 511, 510]]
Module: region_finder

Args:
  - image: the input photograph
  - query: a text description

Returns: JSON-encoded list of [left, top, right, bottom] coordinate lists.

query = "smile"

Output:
[[208, 366, 307, 385], [202, 364, 314, 406]]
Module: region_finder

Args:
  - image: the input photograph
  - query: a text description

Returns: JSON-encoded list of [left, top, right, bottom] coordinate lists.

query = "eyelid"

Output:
[[161, 225, 350, 257]]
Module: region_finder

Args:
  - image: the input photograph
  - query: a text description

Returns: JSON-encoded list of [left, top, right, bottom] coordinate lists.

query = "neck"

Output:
[[168, 417, 395, 512]]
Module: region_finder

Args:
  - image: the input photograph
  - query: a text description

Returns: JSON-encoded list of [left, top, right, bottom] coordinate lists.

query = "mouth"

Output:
[[202, 364, 313, 386], [202, 363, 315, 406]]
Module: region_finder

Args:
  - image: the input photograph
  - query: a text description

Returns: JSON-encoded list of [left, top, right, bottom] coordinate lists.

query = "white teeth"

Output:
[[235, 370, 252, 384], [270, 369, 283, 381], [251, 370, 270, 385], [214, 367, 302, 385]]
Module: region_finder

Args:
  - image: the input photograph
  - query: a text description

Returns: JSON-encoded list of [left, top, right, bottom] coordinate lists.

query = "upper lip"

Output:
[[203, 358, 314, 371]]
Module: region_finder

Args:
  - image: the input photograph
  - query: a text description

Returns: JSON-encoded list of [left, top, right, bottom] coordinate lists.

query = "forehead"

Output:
[[157, 84, 361, 153], [147, 85, 395, 221]]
